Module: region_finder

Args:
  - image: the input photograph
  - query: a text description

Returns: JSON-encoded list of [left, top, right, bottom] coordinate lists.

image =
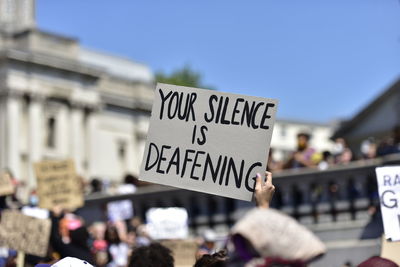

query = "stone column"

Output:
[[57, 103, 69, 157], [84, 107, 99, 179], [4, 91, 22, 178], [70, 103, 85, 175], [27, 94, 44, 188]]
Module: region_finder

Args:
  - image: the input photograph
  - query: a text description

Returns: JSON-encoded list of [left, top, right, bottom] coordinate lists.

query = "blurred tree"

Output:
[[155, 64, 214, 89]]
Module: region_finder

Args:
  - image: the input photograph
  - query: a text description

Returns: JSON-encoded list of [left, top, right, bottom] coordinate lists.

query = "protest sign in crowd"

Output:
[[0, 84, 399, 267]]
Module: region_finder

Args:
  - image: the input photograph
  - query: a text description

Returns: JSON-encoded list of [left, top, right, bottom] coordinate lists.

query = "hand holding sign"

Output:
[[140, 83, 278, 201], [255, 171, 275, 208]]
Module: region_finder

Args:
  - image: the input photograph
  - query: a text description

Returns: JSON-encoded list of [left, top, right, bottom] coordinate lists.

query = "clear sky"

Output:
[[37, 0, 400, 123]]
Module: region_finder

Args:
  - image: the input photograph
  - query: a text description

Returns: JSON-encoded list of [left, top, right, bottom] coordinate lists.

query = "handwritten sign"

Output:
[[146, 207, 189, 240], [376, 166, 400, 241], [161, 240, 197, 267], [0, 172, 13, 196], [139, 83, 278, 201], [35, 159, 83, 210], [0, 210, 51, 257]]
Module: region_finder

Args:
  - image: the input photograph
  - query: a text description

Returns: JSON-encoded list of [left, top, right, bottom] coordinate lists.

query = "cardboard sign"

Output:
[[107, 200, 134, 221], [161, 240, 197, 267], [146, 207, 189, 240], [0, 172, 14, 196], [139, 83, 278, 201], [376, 166, 400, 241], [0, 210, 51, 257], [381, 235, 400, 265], [35, 159, 83, 210]]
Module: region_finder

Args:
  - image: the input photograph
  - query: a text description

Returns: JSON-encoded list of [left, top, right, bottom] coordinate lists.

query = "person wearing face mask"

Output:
[[333, 138, 353, 164]]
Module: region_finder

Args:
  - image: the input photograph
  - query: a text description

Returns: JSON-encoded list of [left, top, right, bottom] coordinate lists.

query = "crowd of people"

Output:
[[1, 172, 398, 266], [268, 127, 400, 172], [1, 128, 400, 266]]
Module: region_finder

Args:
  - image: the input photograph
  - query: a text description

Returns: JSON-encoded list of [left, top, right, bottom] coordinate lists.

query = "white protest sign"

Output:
[[376, 166, 400, 241], [146, 207, 189, 240], [107, 200, 134, 221], [140, 83, 278, 201]]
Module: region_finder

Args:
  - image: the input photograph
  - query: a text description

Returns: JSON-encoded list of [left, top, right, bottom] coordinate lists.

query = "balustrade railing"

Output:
[[78, 154, 400, 232]]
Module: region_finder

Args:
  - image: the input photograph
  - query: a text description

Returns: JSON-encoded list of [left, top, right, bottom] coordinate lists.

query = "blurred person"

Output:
[[128, 216, 151, 247], [332, 138, 346, 160], [129, 216, 143, 232], [116, 174, 137, 194], [376, 127, 400, 157], [318, 151, 334, 170], [90, 178, 103, 194], [194, 250, 227, 267], [104, 224, 129, 267], [125, 227, 137, 256], [196, 229, 218, 260], [226, 172, 326, 266], [49, 207, 94, 264], [89, 222, 108, 267], [135, 224, 151, 247], [266, 148, 282, 172], [360, 137, 376, 159], [359, 205, 383, 240], [284, 132, 316, 169], [333, 138, 353, 164], [128, 243, 174, 267], [377, 137, 399, 157], [357, 256, 398, 267]]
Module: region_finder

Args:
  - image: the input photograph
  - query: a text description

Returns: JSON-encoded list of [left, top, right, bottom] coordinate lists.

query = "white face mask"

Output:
[[332, 143, 344, 154], [29, 195, 38, 206]]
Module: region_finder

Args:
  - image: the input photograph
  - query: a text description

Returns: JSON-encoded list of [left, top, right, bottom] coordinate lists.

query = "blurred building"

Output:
[[332, 78, 400, 154], [271, 119, 334, 161], [0, 0, 154, 189], [0, 0, 336, 192]]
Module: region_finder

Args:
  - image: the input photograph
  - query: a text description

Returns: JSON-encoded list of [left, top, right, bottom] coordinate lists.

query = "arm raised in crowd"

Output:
[[255, 171, 275, 209]]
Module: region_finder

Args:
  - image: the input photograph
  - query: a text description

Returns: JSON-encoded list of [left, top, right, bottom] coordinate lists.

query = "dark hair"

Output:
[[124, 174, 139, 186], [70, 226, 90, 250], [104, 225, 121, 245], [194, 250, 227, 267], [128, 243, 174, 267]]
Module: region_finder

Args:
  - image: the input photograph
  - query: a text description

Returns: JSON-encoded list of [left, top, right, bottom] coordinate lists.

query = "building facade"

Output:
[[0, 0, 154, 191]]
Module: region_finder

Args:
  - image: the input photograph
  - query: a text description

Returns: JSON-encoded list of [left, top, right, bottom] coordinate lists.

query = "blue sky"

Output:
[[37, 0, 400, 123]]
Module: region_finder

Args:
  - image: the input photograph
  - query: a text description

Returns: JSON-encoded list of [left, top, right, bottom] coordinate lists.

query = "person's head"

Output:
[[357, 256, 398, 267], [124, 174, 139, 185], [297, 133, 311, 151], [128, 243, 174, 267], [105, 225, 121, 244], [202, 229, 217, 249], [70, 226, 90, 249], [194, 250, 227, 267], [90, 178, 102, 193], [228, 208, 325, 266]]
